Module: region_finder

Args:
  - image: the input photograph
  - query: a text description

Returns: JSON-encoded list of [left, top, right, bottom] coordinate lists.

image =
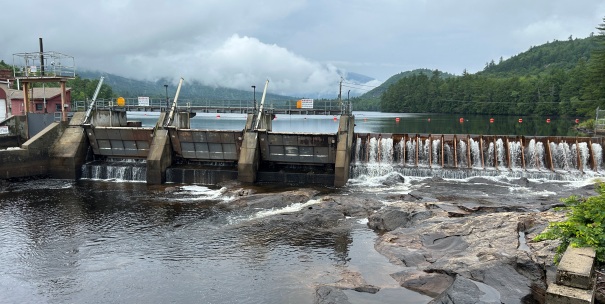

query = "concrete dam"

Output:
[[1, 106, 603, 186]]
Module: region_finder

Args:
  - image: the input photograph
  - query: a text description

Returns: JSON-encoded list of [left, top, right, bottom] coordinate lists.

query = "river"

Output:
[[0, 112, 600, 303]]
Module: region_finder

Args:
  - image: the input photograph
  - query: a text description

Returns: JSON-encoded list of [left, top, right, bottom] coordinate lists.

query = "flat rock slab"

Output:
[[557, 247, 596, 289], [545, 283, 594, 304]]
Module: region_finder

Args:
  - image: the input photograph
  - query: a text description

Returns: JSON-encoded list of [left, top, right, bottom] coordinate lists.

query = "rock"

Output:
[[330, 270, 380, 294], [375, 212, 561, 303], [429, 275, 501, 304], [314, 286, 351, 304], [391, 269, 454, 297], [367, 203, 435, 232]]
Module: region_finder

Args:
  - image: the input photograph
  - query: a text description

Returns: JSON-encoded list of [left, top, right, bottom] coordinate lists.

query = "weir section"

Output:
[[353, 133, 604, 174]]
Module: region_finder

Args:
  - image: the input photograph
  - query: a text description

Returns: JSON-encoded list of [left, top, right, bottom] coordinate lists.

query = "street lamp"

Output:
[[164, 84, 168, 108], [251, 85, 256, 112]]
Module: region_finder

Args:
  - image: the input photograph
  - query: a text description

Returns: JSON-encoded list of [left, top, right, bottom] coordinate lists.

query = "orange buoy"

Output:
[[427, 118, 431, 122], [395, 117, 400, 122], [333, 116, 337, 121], [459, 117, 464, 123], [216, 114, 220, 118], [575, 119, 580, 124], [546, 118, 551, 123], [518, 118, 523, 123]]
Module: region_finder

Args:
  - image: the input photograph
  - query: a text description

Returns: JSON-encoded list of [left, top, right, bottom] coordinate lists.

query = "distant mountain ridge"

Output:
[[76, 70, 379, 101], [77, 70, 295, 101]]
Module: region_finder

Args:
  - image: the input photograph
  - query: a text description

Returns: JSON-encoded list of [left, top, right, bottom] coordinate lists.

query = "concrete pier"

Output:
[[49, 112, 89, 179], [546, 247, 597, 303], [334, 114, 354, 187], [146, 129, 173, 184]]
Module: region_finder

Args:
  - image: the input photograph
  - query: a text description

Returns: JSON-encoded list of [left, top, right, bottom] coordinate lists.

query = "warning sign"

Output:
[[138, 97, 150, 106], [0, 126, 8, 135], [297, 98, 313, 109]]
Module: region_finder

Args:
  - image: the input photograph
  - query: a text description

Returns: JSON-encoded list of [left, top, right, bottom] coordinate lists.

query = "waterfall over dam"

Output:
[[351, 133, 604, 180]]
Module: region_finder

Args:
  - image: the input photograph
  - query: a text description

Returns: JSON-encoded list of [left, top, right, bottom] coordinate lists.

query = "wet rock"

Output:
[[381, 173, 405, 186], [320, 195, 383, 217], [428, 203, 471, 217], [511, 177, 531, 187], [375, 212, 562, 303], [330, 270, 380, 294], [390, 269, 454, 297], [314, 286, 351, 304], [367, 204, 434, 232], [429, 275, 501, 304]]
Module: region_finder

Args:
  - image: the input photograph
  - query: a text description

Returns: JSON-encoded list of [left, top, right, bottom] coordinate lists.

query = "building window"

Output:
[[35, 103, 43, 111], [55, 104, 62, 112]]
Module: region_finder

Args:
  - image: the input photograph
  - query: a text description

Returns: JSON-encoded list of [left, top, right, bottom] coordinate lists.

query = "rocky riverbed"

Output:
[[216, 175, 603, 303]]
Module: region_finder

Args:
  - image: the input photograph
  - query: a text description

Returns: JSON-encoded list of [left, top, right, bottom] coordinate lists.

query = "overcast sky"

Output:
[[1, 1, 604, 96]]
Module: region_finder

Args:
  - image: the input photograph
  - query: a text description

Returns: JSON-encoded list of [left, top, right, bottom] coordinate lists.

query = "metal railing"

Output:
[[73, 98, 345, 113], [12, 51, 76, 79]]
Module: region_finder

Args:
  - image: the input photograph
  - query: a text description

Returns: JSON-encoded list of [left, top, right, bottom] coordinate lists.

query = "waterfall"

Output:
[[457, 140, 468, 168], [81, 158, 147, 182], [550, 142, 572, 171], [525, 139, 545, 170], [495, 139, 506, 169], [350, 134, 604, 181], [431, 139, 441, 168], [406, 139, 416, 166], [470, 139, 482, 168], [508, 141, 522, 169], [592, 143, 603, 171]]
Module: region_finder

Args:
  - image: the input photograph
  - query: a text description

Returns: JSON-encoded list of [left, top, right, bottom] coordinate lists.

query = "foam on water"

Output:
[[172, 185, 230, 201]]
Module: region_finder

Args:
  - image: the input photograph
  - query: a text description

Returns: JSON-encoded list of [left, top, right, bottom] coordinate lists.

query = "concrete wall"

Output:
[[147, 129, 173, 184], [238, 131, 260, 183], [49, 116, 89, 180], [0, 121, 66, 179], [91, 110, 128, 127]]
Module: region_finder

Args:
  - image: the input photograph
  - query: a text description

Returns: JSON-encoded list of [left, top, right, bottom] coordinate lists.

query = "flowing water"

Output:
[[0, 112, 602, 303]]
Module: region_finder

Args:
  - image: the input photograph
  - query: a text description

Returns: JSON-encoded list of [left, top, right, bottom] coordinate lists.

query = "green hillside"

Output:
[[354, 69, 455, 111], [376, 32, 605, 117]]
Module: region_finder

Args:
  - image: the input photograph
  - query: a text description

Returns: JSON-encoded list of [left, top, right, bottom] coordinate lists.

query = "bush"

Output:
[[534, 183, 605, 263]]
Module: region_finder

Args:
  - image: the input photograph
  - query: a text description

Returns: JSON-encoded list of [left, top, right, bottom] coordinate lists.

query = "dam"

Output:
[[1, 79, 603, 185]]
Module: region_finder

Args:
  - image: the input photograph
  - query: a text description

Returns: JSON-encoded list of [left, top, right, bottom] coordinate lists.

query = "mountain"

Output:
[[76, 70, 379, 101], [478, 35, 599, 76], [352, 69, 456, 111], [377, 35, 605, 116], [77, 70, 295, 101]]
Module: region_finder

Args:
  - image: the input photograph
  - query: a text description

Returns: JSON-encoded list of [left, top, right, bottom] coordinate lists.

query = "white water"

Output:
[[352, 136, 604, 180], [81, 159, 147, 182]]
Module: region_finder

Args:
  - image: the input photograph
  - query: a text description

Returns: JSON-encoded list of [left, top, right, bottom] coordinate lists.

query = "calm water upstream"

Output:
[[0, 111, 596, 303], [129, 111, 586, 136]]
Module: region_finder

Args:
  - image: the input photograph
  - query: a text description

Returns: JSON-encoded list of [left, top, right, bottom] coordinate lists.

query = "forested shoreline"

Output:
[[355, 21, 605, 117]]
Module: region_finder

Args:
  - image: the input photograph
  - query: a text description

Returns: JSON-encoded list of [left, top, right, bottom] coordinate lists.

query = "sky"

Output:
[[1, 0, 604, 97]]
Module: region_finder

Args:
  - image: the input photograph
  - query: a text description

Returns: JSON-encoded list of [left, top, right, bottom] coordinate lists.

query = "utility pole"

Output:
[[164, 84, 168, 108]]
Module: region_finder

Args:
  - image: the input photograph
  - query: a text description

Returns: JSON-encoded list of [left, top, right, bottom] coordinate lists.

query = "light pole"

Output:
[[251, 85, 256, 112], [164, 84, 168, 108], [347, 90, 350, 114]]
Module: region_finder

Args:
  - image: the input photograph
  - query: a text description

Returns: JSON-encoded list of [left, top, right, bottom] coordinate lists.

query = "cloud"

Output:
[[112, 34, 344, 96], [0, 0, 603, 96]]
